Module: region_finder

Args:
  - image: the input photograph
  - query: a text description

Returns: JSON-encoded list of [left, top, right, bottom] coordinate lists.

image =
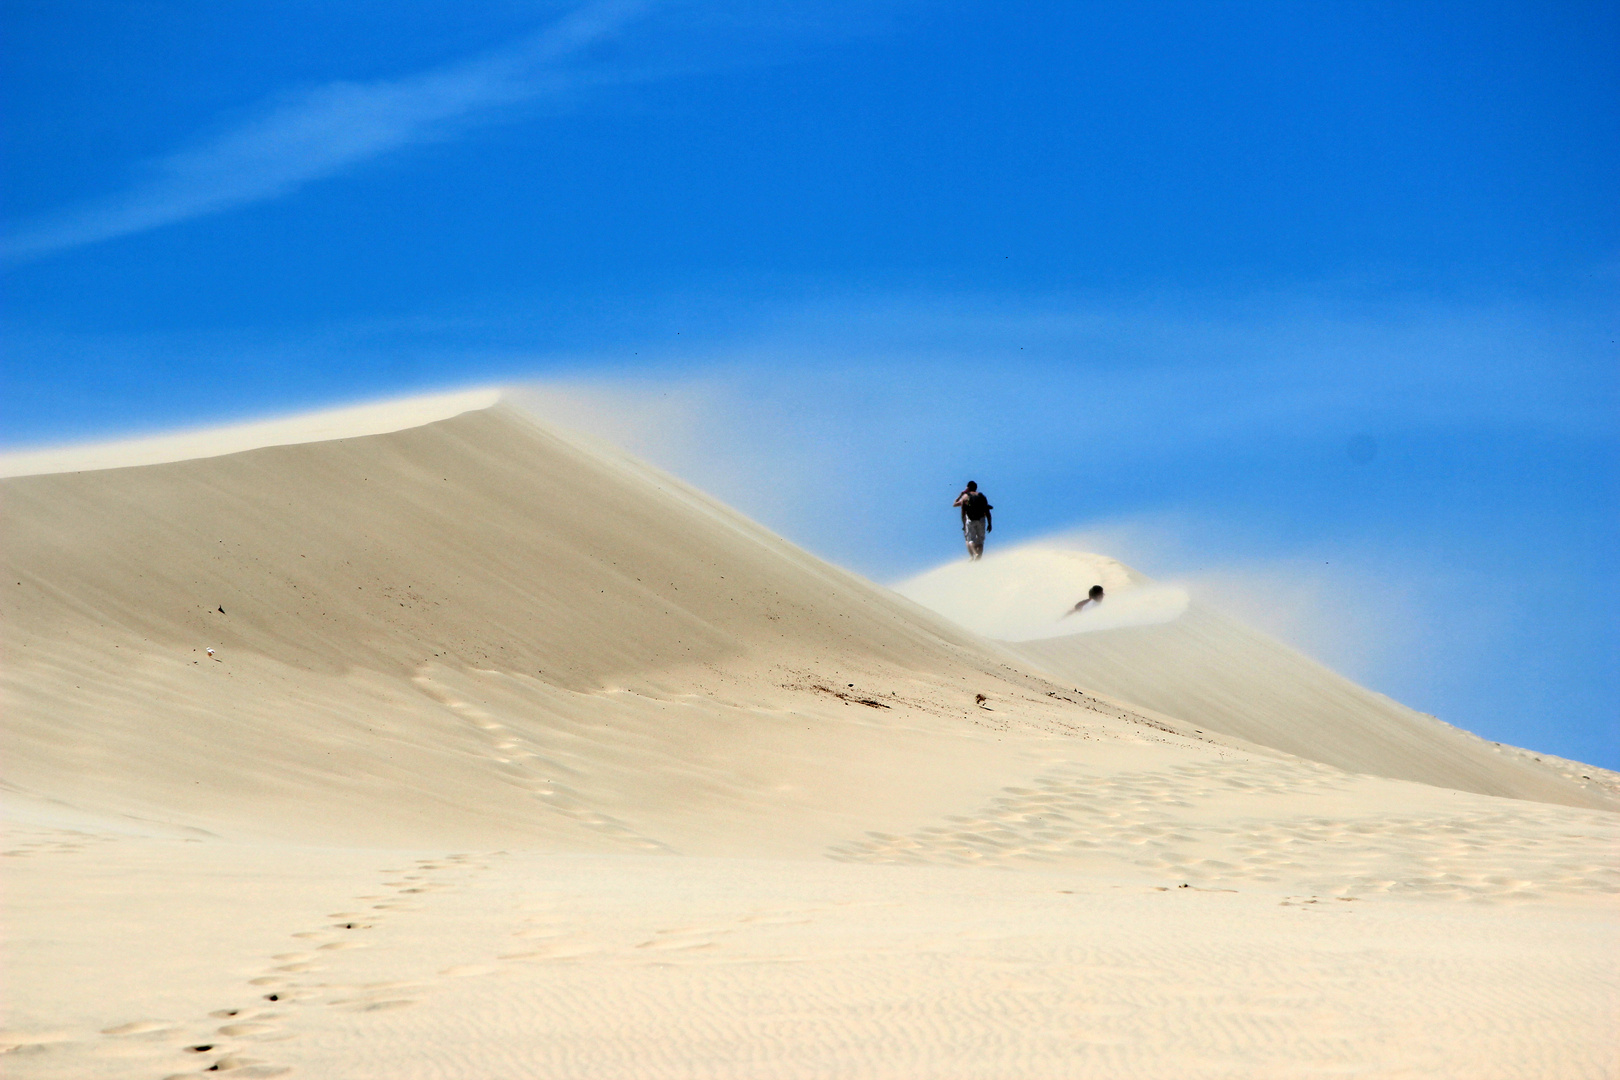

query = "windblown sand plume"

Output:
[[3, 392, 1616, 1079]]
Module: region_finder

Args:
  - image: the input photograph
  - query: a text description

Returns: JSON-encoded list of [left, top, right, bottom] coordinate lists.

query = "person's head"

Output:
[[965, 481, 978, 492], [1089, 585, 1104, 599]]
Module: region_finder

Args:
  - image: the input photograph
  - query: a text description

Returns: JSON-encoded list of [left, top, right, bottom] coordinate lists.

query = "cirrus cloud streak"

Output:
[[1, 0, 651, 263]]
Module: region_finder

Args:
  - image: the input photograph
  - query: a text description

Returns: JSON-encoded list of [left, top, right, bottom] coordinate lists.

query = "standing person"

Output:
[[952, 481, 993, 561]]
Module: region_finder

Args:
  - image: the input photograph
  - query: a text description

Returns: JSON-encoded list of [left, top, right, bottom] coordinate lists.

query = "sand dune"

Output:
[[2, 399, 1140, 851], [3, 393, 1616, 1079]]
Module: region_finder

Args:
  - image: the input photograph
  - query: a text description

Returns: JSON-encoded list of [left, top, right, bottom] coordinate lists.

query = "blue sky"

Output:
[[3, 1, 1616, 766]]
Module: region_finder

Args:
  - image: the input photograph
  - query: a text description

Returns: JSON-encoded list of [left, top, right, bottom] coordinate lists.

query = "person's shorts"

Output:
[[964, 517, 987, 545]]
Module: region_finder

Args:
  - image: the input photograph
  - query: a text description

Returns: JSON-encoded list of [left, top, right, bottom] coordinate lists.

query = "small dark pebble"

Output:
[[189, 1044, 214, 1052], [265, 993, 279, 1001]]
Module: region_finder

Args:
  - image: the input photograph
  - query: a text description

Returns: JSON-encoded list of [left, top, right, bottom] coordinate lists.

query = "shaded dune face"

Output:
[[5, 403, 946, 687], [1, 403, 1611, 855]]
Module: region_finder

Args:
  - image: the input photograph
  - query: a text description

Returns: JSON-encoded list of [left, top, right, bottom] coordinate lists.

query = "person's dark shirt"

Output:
[[958, 491, 991, 521]]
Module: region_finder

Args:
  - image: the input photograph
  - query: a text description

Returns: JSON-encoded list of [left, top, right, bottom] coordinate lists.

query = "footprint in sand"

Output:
[[163, 1056, 291, 1078], [100, 1019, 179, 1036], [326, 983, 423, 1013]]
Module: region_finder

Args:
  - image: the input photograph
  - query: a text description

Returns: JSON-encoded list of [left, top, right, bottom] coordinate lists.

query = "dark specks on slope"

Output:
[[811, 684, 891, 709]]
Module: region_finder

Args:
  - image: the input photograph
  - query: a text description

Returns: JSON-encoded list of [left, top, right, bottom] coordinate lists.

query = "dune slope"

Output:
[[894, 548, 1612, 810], [4, 396, 1617, 1080], [4, 400, 1610, 849], [2, 401, 1138, 850], [1011, 601, 1608, 807]]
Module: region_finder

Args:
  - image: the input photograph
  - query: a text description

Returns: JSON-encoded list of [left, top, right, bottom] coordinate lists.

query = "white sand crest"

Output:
[[893, 543, 1190, 641], [0, 386, 501, 477]]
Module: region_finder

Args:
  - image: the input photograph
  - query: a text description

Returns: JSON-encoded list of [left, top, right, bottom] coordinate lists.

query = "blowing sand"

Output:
[[3, 394, 1616, 1079]]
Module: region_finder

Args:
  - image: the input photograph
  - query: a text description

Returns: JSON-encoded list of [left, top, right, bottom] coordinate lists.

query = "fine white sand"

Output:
[[4, 395, 1616, 1079], [894, 547, 1190, 640], [0, 388, 500, 478]]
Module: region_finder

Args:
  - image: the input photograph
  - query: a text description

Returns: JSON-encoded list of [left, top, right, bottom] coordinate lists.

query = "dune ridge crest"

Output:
[[0, 386, 502, 478]]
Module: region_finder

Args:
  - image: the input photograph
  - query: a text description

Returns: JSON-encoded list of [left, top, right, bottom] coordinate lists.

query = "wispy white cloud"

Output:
[[1, 0, 652, 263]]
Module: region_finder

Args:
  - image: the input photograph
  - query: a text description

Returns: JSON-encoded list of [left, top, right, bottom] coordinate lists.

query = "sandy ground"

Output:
[[3, 394, 1616, 1078]]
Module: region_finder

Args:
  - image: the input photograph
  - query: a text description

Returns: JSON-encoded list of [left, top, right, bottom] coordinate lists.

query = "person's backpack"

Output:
[[963, 491, 990, 520]]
